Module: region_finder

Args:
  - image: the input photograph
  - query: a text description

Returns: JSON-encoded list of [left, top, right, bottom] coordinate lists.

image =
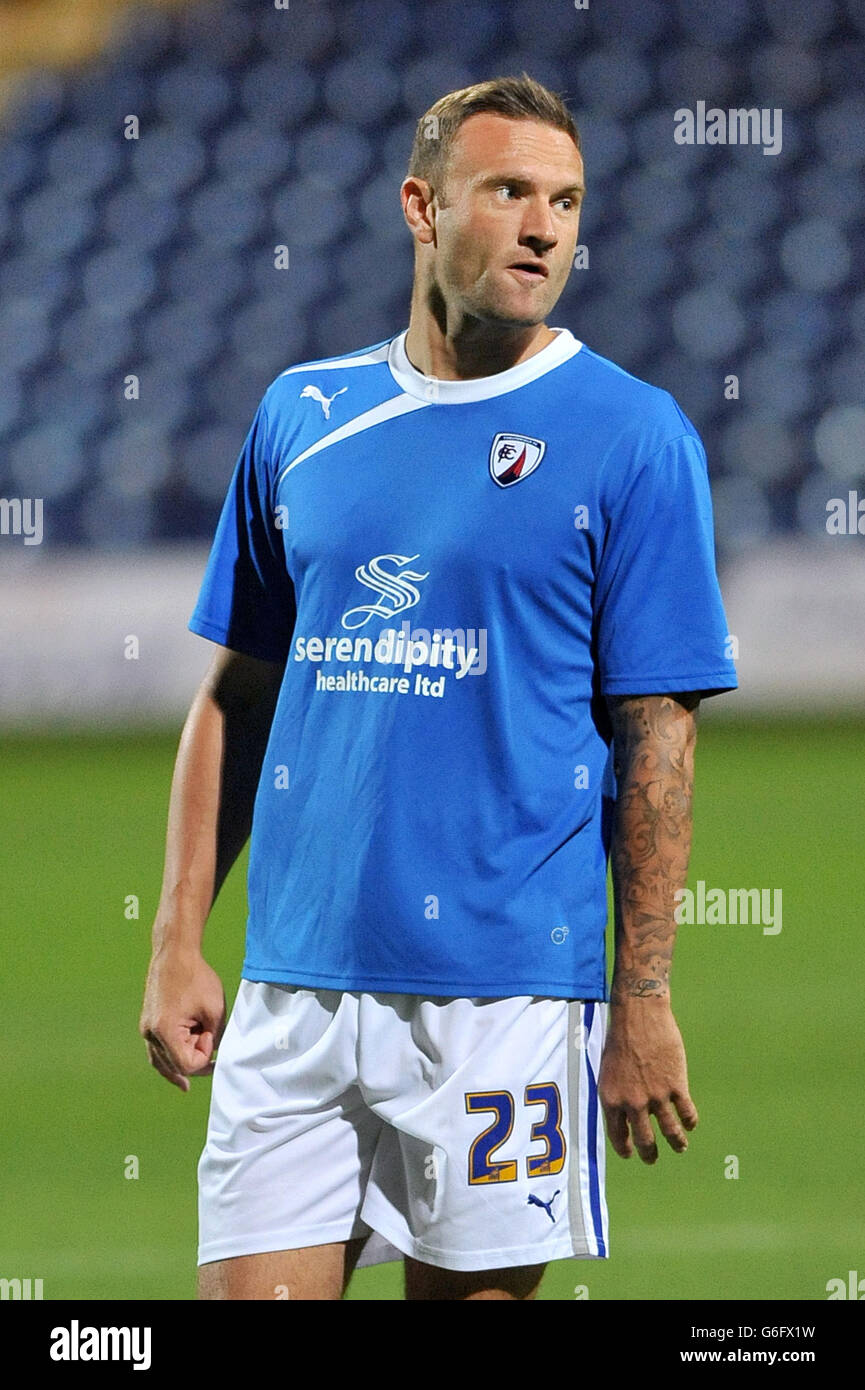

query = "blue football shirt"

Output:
[[190, 327, 737, 998]]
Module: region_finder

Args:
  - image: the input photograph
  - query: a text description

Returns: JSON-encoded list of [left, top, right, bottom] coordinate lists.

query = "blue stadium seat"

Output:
[[0, 0, 860, 550]]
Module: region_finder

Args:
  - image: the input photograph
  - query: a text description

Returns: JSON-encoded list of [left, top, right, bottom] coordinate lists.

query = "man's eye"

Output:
[[495, 185, 517, 200]]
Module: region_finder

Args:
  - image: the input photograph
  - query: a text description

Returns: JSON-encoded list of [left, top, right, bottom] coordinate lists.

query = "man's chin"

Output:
[[463, 297, 552, 330]]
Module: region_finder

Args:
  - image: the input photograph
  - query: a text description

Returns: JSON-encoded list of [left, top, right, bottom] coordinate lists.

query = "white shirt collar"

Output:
[[387, 326, 582, 403]]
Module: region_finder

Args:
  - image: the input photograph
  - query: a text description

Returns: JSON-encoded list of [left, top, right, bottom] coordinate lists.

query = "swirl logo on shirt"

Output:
[[341, 553, 431, 630]]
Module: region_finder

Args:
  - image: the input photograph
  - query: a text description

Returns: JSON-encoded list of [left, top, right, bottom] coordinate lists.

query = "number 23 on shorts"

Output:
[[465, 1084, 566, 1184]]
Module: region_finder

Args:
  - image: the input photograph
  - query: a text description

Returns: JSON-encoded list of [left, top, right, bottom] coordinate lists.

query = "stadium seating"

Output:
[[0, 0, 862, 553]]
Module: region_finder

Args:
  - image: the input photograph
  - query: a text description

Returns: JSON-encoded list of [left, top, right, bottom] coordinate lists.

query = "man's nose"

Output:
[[520, 199, 557, 250]]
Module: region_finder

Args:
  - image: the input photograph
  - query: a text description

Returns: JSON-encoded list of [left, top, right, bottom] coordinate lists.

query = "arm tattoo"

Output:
[[607, 694, 699, 1003]]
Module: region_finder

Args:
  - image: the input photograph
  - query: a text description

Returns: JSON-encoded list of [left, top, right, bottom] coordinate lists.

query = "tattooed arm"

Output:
[[598, 693, 700, 1164]]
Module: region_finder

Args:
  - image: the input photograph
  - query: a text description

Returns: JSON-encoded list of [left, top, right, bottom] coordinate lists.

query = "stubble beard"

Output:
[[428, 269, 555, 334]]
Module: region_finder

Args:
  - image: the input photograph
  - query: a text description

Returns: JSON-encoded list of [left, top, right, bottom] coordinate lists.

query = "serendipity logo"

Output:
[[342, 553, 430, 629], [293, 551, 488, 696]]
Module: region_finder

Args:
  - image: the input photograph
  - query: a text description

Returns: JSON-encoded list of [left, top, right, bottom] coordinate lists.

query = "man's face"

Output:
[[426, 113, 585, 328]]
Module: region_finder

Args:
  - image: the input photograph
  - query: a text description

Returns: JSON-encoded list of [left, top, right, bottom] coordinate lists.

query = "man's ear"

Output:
[[401, 176, 437, 245]]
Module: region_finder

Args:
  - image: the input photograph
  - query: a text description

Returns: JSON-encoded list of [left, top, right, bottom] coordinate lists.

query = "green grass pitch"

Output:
[[0, 715, 861, 1300]]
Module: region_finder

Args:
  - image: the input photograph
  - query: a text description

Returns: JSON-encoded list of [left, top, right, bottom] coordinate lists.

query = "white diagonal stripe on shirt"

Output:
[[275, 393, 430, 487], [277, 342, 392, 376]]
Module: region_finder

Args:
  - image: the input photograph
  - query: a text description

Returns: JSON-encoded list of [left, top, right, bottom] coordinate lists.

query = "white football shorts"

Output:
[[197, 982, 609, 1272]]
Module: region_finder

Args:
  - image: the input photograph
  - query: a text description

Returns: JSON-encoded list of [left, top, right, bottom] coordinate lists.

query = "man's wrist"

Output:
[[609, 979, 671, 1007], [150, 920, 206, 958]]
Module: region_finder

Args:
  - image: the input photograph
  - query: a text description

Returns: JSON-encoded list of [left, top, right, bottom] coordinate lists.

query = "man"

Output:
[[140, 75, 737, 1301]]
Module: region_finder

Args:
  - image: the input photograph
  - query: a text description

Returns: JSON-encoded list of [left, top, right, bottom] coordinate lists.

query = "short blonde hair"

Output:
[[408, 74, 581, 196]]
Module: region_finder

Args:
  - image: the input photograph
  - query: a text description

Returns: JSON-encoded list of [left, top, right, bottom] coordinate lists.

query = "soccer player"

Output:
[[140, 75, 737, 1301]]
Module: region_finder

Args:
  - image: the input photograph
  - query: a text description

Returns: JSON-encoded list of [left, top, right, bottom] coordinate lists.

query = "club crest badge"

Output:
[[489, 433, 546, 488]]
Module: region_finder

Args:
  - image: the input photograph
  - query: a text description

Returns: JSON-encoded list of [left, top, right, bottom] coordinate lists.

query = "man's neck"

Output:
[[404, 287, 557, 380]]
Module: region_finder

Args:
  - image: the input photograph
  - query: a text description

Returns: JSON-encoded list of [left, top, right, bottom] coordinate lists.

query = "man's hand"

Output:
[[139, 947, 226, 1092], [602, 693, 701, 1163], [139, 648, 283, 1092], [598, 999, 698, 1163]]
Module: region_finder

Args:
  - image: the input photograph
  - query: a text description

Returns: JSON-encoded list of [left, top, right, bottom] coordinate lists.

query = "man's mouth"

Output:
[[506, 262, 549, 283]]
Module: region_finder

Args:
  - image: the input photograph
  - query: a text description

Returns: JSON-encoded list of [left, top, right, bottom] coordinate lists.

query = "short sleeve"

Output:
[[188, 396, 296, 662], [595, 432, 737, 696]]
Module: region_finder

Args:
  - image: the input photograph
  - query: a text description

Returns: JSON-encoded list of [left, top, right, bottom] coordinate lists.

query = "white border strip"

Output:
[[275, 394, 430, 487]]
